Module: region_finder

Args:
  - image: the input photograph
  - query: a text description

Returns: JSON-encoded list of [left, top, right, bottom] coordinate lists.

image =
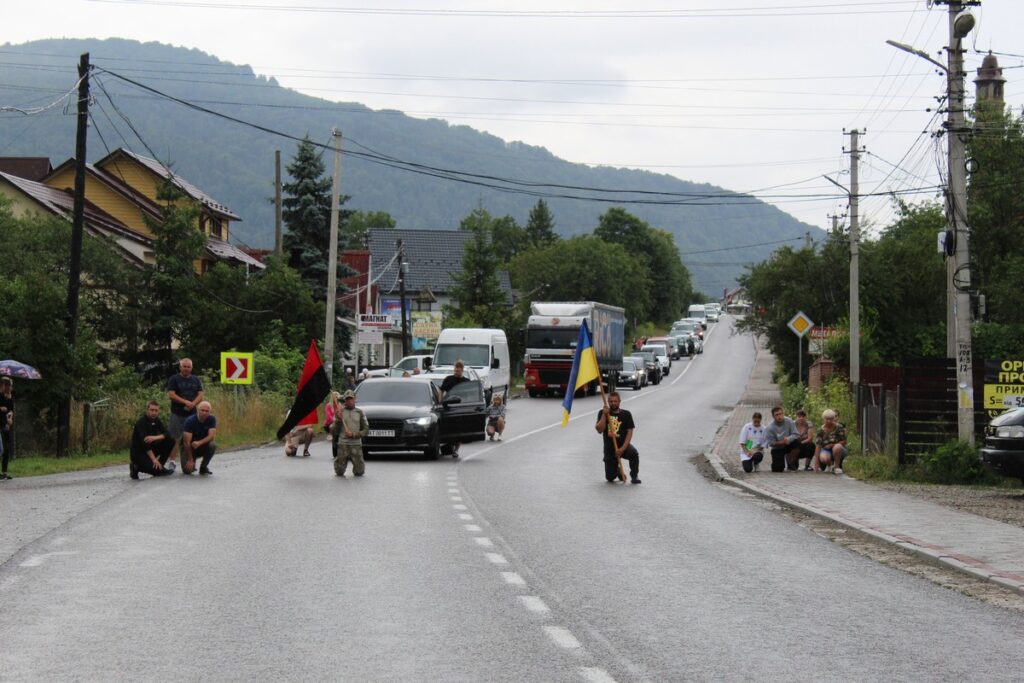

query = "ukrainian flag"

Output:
[[561, 320, 601, 426]]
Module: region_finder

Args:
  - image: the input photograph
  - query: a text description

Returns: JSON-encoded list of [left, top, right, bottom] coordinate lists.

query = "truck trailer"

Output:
[[523, 301, 625, 398]]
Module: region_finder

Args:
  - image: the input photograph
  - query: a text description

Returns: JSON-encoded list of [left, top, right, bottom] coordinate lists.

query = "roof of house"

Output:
[[0, 157, 53, 182], [96, 148, 241, 221], [367, 228, 512, 303], [206, 237, 265, 270]]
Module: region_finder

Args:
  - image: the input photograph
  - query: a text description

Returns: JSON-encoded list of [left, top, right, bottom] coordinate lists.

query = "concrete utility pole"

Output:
[[943, 0, 978, 441], [274, 150, 283, 255], [848, 129, 861, 389], [57, 52, 90, 458], [397, 239, 409, 357], [324, 129, 342, 381]]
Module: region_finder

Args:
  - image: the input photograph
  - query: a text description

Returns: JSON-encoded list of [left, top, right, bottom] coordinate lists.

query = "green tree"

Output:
[[346, 209, 395, 249], [491, 214, 529, 264], [594, 207, 692, 323], [525, 199, 558, 246], [510, 236, 652, 324], [449, 207, 507, 327]]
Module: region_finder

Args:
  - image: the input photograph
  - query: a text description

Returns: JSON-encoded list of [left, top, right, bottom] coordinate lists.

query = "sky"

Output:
[[5, 0, 1024, 236]]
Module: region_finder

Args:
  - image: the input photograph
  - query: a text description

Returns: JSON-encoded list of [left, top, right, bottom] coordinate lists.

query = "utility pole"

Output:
[[940, 0, 979, 441], [324, 129, 342, 381], [57, 52, 90, 458], [274, 150, 283, 255], [397, 238, 409, 357], [804, 231, 812, 249], [847, 129, 862, 389]]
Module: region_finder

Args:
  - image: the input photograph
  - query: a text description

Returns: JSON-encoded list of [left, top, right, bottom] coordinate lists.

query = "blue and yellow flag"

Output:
[[561, 320, 601, 426]]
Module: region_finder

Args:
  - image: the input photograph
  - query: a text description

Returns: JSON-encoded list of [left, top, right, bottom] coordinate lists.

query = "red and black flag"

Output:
[[277, 340, 332, 440]]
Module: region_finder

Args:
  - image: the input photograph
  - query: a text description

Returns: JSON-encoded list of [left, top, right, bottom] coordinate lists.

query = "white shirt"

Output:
[[738, 422, 766, 461]]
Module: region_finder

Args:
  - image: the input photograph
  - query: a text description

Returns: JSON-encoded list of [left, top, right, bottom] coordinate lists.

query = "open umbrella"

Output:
[[0, 360, 42, 379]]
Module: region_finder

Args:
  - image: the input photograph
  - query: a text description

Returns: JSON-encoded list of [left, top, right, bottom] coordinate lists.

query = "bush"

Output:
[[914, 440, 985, 485]]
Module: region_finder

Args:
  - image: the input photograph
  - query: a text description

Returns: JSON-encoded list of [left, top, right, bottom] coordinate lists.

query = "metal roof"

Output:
[[0, 157, 53, 182]]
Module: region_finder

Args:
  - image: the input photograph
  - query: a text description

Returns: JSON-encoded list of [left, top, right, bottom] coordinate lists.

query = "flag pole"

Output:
[[596, 376, 627, 483]]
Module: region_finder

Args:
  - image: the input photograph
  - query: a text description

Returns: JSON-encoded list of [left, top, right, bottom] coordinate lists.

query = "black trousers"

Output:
[[0, 429, 10, 474], [132, 439, 174, 476], [798, 441, 816, 462], [770, 445, 800, 472], [741, 451, 764, 473], [186, 443, 216, 471], [604, 444, 639, 481]]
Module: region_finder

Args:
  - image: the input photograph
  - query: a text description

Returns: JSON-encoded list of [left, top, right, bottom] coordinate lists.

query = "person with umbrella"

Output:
[[0, 376, 16, 480]]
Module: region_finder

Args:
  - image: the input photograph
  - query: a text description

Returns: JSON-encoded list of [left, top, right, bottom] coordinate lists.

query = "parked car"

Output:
[[705, 303, 721, 322], [981, 407, 1024, 483], [641, 344, 671, 377], [671, 321, 704, 353], [364, 354, 435, 379], [618, 356, 647, 391], [630, 350, 661, 385], [356, 376, 486, 460]]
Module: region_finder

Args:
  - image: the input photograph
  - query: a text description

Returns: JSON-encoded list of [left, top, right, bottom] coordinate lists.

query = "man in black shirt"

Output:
[[595, 392, 641, 484], [130, 400, 176, 479], [166, 358, 204, 449], [439, 360, 470, 457]]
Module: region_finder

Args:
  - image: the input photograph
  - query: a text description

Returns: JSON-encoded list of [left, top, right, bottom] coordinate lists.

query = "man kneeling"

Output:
[[595, 392, 641, 484], [183, 401, 217, 475], [130, 400, 177, 479]]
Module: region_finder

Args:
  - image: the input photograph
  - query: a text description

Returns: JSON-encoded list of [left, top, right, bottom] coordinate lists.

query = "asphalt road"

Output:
[[2, 318, 1023, 681]]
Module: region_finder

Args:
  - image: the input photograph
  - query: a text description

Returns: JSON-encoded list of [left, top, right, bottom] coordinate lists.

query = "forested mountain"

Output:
[[0, 38, 822, 294]]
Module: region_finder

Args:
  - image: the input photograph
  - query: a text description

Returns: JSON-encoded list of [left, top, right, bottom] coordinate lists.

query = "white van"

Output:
[[687, 304, 708, 329], [432, 328, 510, 401]]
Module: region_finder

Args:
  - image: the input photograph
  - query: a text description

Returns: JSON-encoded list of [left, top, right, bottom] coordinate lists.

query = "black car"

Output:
[[981, 407, 1024, 483], [629, 351, 661, 385], [618, 357, 646, 391], [356, 377, 487, 459]]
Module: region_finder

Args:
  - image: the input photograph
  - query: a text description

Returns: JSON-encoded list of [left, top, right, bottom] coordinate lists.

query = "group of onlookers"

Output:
[[739, 405, 847, 474]]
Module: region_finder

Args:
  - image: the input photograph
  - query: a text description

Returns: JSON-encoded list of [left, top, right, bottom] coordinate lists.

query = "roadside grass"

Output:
[[848, 449, 1022, 489]]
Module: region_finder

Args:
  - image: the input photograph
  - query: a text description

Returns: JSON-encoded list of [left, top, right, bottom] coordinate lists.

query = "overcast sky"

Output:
[[6, 0, 1024, 235]]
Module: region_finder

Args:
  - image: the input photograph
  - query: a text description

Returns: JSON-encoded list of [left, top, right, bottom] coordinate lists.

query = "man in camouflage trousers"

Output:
[[334, 390, 369, 477]]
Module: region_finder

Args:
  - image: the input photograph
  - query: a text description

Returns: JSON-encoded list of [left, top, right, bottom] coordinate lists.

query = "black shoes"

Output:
[[631, 478, 642, 484], [199, 467, 212, 475], [129, 463, 139, 480]]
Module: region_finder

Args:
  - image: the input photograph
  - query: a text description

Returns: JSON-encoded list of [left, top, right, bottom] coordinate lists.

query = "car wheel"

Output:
[[423, 430, 440, 460], [635, 378, 641, 390], [528, 389, 540, 398]]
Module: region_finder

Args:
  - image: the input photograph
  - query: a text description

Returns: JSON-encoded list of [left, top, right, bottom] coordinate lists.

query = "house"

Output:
[[357, 229, 513, 365], [0, 148, 262, 272]]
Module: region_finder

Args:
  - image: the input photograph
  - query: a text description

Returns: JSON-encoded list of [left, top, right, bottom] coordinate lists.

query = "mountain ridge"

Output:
[[0, 37, 823, 294]]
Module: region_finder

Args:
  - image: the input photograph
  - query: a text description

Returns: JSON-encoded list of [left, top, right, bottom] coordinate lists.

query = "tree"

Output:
[[281, 136, 354, 301], [449, 207, 507, 327], [510, 236, 652, 324], [594, 208, 692, 323], [346, 210, 395, 249], [525, 199, 558, 246], [491, 214, 529, 264]]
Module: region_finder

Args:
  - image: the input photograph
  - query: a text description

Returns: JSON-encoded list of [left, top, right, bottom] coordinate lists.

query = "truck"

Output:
[[523, 301, 626, 398]]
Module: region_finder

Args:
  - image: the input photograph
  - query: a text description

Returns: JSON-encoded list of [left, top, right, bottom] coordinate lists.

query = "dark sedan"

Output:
[[981, 407, 1024, 483], [356, 377, 487, 459], [630, 351, 661, 385]]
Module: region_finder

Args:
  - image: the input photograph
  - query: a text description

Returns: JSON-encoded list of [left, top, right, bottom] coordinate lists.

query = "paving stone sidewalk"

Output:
[[707, 335, 1024, 595]]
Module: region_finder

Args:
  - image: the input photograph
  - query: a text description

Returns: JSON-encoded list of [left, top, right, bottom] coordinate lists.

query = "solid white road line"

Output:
[[501, 571, 526, 585], [544, 625, 582, 649]]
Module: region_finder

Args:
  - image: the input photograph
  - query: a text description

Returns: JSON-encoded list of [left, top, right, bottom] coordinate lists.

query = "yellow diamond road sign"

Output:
[[788, 311, 814, 338]]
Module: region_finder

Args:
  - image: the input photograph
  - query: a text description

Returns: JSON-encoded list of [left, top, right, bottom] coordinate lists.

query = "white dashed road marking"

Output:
[[452, 504, 468, 510], [464, 524, 482, 532], [544, 625, 582, 649], [458, 513, 474, 521], [19, 551, 78, 568], [519, 595, 550, 613], [501, 571, 525, 585], [473, 537, 494, 548], [485, 552, 508, 565], [450, 496, 463, 501], [579, 666, 617, 683]]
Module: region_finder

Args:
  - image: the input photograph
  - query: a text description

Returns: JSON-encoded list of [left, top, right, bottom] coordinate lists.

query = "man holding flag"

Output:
[[561, 321, 639, 484]]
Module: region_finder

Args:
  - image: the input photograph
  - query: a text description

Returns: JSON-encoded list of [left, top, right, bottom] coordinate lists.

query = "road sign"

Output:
[[358, 313, 392, 330], [787, 311, 814, 338], [220, 352, 254, 385], [357, 330, 384, 344]]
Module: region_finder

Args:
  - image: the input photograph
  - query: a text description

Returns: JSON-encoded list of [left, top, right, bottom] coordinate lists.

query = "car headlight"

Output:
[[406, 416, 433, 427], [996, 425, 1024, 438]]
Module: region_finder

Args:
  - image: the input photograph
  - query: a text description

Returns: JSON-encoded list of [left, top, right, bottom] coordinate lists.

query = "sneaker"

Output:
[[631, 478, 642, 485], [489, 435, 494, 441], [302, 450, 311, 457], [129, 463, 139, 480], [835, 468, 844, 475], [753, 463, 760, 472], [496, 436, 502, 441]]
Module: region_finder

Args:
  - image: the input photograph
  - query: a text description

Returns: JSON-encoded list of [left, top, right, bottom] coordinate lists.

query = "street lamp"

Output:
[[887, 1, 977, 442]]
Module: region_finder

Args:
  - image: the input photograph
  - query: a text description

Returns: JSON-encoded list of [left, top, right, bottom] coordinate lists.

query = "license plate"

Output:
[[368, 429, 395, 438]]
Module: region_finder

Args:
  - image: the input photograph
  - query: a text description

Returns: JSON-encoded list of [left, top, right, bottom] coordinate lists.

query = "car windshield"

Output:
[[356, 381, 434, 404], [631, 352, 654, 362], [434, 343, 490, 367], [526, 328, 580, 349], [642, 345, 667, 355], [621, 358, 638, 370]]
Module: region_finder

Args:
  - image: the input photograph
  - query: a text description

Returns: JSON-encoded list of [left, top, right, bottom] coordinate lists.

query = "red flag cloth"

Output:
[[276, 340, 332, 439]]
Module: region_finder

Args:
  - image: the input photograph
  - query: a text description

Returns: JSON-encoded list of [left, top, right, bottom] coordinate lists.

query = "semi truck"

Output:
[[523, 301, 626, 398]]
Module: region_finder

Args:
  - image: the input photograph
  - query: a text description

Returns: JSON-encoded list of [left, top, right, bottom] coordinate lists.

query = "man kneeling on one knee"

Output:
[[183, 401, 217, 475], [130, 400, 177, 479], [765, 405, 801, 472]]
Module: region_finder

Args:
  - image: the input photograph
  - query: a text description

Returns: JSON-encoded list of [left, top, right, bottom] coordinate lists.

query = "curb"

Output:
[[702, 343, 1024, 598]]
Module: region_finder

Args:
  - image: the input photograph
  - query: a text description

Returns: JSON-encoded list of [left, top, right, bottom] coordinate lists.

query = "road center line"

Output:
[[519, 595, 550, 613], [501, 571, 525, 585], [464, 524, 482, 532], [544, 625, 582, 649], [452, 504, 468, 510], [458, 513, 473, 521], [474, 537, 495, 548], [579, 666, 617, 683], [485, 552, 508, 564], [450, 496, 463, 501]]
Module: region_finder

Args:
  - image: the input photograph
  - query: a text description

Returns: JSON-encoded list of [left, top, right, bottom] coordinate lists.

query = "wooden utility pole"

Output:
[[274, 150, 283, 255], [57, 52, 90, 458], [397, 238, 409, 357], [324, 129, 342, 381], [848, 129, 861, 389]]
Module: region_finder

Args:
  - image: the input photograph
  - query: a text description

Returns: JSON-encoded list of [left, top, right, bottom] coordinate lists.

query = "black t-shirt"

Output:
[[440, 374, 470, 395], [166, 374, 203, 416], [597, 408, 635, 451], [0, 395, 12, 432], [131, 415, 170, 464]]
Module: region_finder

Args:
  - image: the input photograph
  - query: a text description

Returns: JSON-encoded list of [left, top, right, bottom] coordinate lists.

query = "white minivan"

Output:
[[687, 304, 708, 329], [432, 328, 510, 402]]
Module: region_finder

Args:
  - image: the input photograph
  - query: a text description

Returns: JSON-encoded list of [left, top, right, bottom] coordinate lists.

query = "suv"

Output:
[[981, 407, 1024, 483], [641, 344, 671, 377], [630, 351, 661, 385]]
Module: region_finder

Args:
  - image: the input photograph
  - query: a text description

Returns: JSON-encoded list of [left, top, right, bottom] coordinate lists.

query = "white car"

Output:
[[641, 344, 671, 376]]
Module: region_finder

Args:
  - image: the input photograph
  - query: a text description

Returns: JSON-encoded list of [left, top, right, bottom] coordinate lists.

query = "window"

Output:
[[446, 380, 482, 403]]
